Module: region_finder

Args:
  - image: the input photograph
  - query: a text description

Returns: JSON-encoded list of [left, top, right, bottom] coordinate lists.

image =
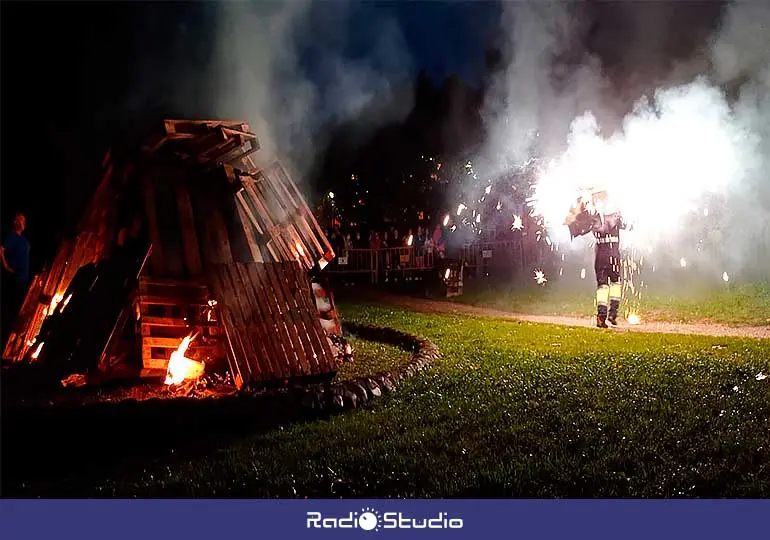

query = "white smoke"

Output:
[[479, 1, 770, 283], [210, 0, 414, 181]]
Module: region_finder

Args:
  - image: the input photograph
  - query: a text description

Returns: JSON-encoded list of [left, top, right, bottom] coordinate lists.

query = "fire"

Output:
[[31, 341, 44, 360], [627, 313, 642, 325], [61, 293, 73, 312], [164, 334, 204, 385], [49, 293, 65, 313]]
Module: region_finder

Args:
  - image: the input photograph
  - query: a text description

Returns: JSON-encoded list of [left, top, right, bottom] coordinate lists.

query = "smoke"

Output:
[[210, 0, 414, 183], [472, 1, 770, 284]]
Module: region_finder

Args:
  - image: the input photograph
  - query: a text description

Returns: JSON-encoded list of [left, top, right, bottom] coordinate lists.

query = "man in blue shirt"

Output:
[[1, 212, 31, 347]]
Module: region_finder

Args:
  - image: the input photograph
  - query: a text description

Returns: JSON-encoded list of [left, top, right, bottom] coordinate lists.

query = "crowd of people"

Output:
[[327, 222, 448, 258]]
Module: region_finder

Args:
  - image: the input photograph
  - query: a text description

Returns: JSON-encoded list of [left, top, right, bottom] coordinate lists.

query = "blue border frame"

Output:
[[2, 500, 769, 540]]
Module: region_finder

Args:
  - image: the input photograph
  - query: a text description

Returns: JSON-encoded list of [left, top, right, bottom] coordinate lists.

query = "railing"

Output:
[[325, 239, 547, 285]]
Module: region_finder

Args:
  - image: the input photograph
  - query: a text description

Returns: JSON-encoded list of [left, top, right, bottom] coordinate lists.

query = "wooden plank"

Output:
[[137, 295, 207, 307], [234, 262, 281, 379], [242, 263, 288, 379], [140, 316, 189, 327], [138, 276, 207, 288], [236, 200, 265, 263], [251, 263, 297, 377], [281, 261, 320, 374], [219, 265, 262, 380], [142, 174, 166, 275], [175, 180, 203, 277], [216, 306, 247, 389], [262, 261, 312, 376], [206, 265, 255, 383], [286, 262, 333, 373], [152, 173, 185, 278]]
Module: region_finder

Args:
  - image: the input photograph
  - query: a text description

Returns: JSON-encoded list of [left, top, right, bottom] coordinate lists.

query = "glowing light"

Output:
[[457, 204, 466, 216], [722, 271, 730, 282], [444, 268, 451, 280], [165, 334, 204, 385], [31, 341, 44, 360], [511, 215, 523, 231], [628, 313, 641, 325], [485, 185, 492, 195], [49, 293, 64, 313], [443, 215, 450, 226], [61, 293, 73, 312], [534, 269, 547, 285], [580, 268, 586, 279], [407, 234, 414, 247], [524, 79, 748, 251], [680, 257, 687, 268], [328, 191, 335, 199]]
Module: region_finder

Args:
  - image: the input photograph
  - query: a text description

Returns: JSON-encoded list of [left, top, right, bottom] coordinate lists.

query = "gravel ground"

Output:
[[370, 292, 770, 340]]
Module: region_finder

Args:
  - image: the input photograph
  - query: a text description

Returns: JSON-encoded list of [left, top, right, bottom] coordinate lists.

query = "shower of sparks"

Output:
[[534, 269, 547, 285]]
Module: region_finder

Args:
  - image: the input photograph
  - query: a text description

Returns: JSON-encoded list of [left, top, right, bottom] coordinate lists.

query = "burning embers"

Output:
[[164, 334, 205, 386]]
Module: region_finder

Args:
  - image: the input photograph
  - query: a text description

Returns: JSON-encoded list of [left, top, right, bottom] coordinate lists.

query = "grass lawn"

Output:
[[12, 300, 769, 497], [334, 337, 411, 381], [452, 279, 770, 326]]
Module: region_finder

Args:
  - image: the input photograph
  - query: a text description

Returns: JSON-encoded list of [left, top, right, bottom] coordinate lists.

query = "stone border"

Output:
[[298, 322, 441, 411]]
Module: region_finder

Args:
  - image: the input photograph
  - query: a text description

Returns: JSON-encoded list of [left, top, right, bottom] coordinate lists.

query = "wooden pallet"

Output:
[[135, 277, 221, 377], [205, 261, 339, 386]]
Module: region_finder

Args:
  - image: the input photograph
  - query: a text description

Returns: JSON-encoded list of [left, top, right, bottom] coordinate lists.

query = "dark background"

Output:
[[0, 1, 723, 271]]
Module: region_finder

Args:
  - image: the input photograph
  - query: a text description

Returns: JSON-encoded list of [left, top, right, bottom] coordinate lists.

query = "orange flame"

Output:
[[164, 334, 204, 385]]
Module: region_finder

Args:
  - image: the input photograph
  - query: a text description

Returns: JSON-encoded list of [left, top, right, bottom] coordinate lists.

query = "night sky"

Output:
[[0, 0, 721, 269]]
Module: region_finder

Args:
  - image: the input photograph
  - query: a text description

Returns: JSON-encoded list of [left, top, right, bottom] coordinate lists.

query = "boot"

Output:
[[596, 300, 609, 328], [596, 315, 608, 328], [607, 300, 619, 326]]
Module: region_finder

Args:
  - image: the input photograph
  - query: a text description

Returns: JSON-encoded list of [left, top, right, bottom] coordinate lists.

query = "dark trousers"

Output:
[[595, 251, 621, 319], [1, 278, 28, 350]]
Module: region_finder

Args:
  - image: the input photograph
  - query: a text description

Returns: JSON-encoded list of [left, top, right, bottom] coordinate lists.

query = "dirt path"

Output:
[[369, 292, 770, 340]]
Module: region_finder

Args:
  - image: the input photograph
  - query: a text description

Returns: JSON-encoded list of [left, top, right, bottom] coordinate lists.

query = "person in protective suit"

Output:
[[565, 191, 627, 328]]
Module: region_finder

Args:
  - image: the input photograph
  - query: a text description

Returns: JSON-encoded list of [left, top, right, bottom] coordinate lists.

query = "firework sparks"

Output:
[[457, 204, 466, 216], [627, 313, 641, 325], [580, 268, 586, 279], [443, 214, 450, 226], [534, 269, 547, 285], [511, 215, 523, 231], [680, 257, 687, 268], [722, 271, 730, 282]]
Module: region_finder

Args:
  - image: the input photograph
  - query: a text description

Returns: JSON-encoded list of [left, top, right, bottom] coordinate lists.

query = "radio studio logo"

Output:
[[306, 506, 464, 531]]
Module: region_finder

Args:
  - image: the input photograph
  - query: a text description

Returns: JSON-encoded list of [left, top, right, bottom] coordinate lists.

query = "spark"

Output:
[[485, 185, 492, 195], [628, 313, 641, 325], [580, 268, 586, 279], [496, 201, 502, 211], [328, 191, 335, 199], [457, 204, 466, 216], [680, 257, 687, 268], [511, 215, 523, 231], [703, 207, 709, 217], [534, 269, 547, 285], [444, 268, 451, 280], [443, 215, 450, 226], [722, 271, 729, 282], [407, 234, 414, 247]]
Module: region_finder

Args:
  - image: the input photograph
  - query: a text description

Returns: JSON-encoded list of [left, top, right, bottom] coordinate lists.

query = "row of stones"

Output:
[[299, 323, 441, 411]]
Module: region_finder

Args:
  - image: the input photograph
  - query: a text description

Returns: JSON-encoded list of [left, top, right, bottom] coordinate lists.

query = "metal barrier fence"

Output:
[[326, 240, 543, 284]]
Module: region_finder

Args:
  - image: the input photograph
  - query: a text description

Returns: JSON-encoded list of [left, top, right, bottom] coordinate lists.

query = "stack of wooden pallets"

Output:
[[4, 119, 345, 388]]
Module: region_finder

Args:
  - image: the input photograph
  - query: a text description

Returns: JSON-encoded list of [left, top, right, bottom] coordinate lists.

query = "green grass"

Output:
[[453, 280, 770, 326], [47, 301, 770, 498], [334, 337, 411, 381]]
